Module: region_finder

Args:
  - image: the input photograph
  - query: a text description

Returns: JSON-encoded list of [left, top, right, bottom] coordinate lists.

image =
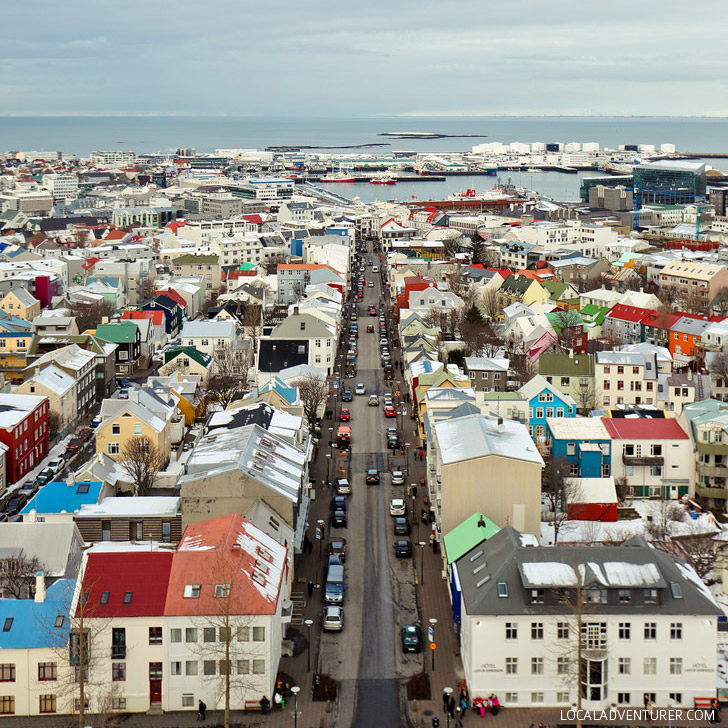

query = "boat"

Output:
[[525, 168, 542, 173], [370, 175, 396, 185], [448, 188, 507, 201], [320, 170, 357, 183]]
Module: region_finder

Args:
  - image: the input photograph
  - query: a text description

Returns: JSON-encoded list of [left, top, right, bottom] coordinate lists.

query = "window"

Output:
[[112, 423, 120, 435], [133, 423, 142, 435], [670, 623, 682, 640], [650, 465, 662, 477], [618, 693, 631, 705], [505, 623, 517, 639], [651, 444, 662, 456], [149, 662, 162, 680], [100, 591, 110, 605], [170, 662, 182, 676], [556, 691, 570, 703], [536, 408, 544, 419], [253, 626, 265, 642], [582, 622, 607, 649], [644, 622, 656, 639], [183, 584, 200, 598], [252, 659, 265, 675], [644, 589, 657, 604], [112, 627, 126, 659], [644, 657, 657, 675], [566, 443, 576, 455], [112, 697, 127, 710], [557, 622, 569, 639], [0, 665, 15, 682], [618, 589, 631, 603], [237, 659, 249, 675], [531, 622, 543, 639], [185, 661, 198, 676], [38, 663, 57, 681], [149, 627, 162, 645], [670, 658, 682, 675], [237, 626, 250, 642], [587, 586, 607, 604], [112, 663, 126, 681], [0, 696, 15, 715], [618, 657, 631, 675], [185, 627, 198, 643], [670, 693, 682, 705], [203, 627, 216, 643], [182, 694, 194, 708], [531, 692, 544, 703], [497, 582, 508, 598], [530, 589, 544, 604], [218, 627, 231, 643], [505, 692, 518, 703], [214, 584, 231, 598], [557, 657, 569, 675], [39, 695, 56, 714], [108, 442, 119, 455], [505, 657, 518, 674], [170, 628, 182, 643]]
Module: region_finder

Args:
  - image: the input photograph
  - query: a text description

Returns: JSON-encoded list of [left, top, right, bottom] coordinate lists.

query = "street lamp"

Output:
[[405, 442, 411, 474], [326, 453, 332, 490], [444, 686, 453, 728], [290, 685, 300, 728], [304, 619, 313, 673], [317, 519, 325, 561], [418, 541, 426, 586], [429, 618, 438, 672]]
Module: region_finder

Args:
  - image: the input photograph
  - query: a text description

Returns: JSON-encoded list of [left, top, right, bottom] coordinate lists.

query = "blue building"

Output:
[[519, 374, 577, 441], [546, 417, 612, 478]]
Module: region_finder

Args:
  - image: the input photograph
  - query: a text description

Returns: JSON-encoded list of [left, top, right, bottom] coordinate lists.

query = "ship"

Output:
[[319, 170, 357, 183], [369, 172, 396, 185], [448, 188, 509, 201]]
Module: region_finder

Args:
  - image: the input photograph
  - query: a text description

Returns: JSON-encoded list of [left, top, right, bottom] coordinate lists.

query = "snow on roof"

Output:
[[181, 319, 236, 338], [0, 393, 45, 429], [567, 477, 618, 504], [30, 364, 74, 396], [677, 562, 721, 608], [521, 561, 578, 587], [546, 416, 610, 440], [599, 561, 663, 587], [76, 496, 180, 519]]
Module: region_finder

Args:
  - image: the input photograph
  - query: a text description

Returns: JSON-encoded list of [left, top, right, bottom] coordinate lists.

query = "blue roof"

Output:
[[0, 579, 73, 649], [259, 378, 298, 406], [21, 480, 102, 515]]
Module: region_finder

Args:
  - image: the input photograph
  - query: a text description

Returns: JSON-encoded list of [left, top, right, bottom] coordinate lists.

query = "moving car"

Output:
[[355, 383, 366, 395], [366, 324, 375, 333], [368, 394, 379, 406], [367, 281, 374, 287], [365, 469, 380, 485], [401, 624, 422, 653], [391, 470, 405, 486], [394, 540, 413, 558], [390, 498, 406, 516], [323, 605, 344, 632], [394, 517, 410, 535]]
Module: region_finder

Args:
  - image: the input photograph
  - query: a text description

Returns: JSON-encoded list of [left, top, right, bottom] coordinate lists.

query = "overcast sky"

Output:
[[2, 0, 727, 116]]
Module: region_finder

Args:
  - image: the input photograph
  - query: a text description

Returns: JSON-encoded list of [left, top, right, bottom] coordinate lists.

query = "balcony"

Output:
[[698, 464, 728, 479], [696, 485, 728, 501], [111, 646, 126, 659], [622, 454, 664, 467]]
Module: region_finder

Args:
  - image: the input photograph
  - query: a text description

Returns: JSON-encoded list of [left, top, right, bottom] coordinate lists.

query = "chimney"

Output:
[[497, 416, 505, 434], [27, 509, 37, 522], [34, 571, 46, 603]]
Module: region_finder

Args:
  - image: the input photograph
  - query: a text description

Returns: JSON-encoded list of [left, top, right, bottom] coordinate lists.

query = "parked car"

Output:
[[323, 605, 344, 632], [336, 478, 351, 495], [328, 538, 347, 563], [36, 468, 55, 486], [67, 438, 82, 453], [391, 470, 405, 486], [341, 390, 353, 402], [332, 509, 347, 528], [401, 624, 422, 653], [78, 427, 94, 442], [330, 496, 347, 514], [387, 435, 399, 450], [46, 458, 65, 475], [390, 498, 406, 516], [355, 383, 366, 396], [384, 405, 397, 418], [365, 469, 380, 485], [394, 540, 412, 558], [394, 517, 410, 535], [339, 408, 351, 422], [91, 415, 103, 428]]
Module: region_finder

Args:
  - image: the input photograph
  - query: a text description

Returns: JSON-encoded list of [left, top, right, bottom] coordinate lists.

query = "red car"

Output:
[[384, 405, 397, 418], [339, 408, 351, 422]]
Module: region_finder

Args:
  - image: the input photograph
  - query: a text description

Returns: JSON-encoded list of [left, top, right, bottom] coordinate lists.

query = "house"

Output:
[[15, 365, 76, 436], [669, 316, 711, 366], [23, 344, 97, 424], [180, 319, 239, 358], [657, 370, 711, 416], [0, 394, 49, 484], [142, 293, 184, 338], [430, 414, 544, 538], [96, 387, 179, 470], [537, 353, 596, 412], [518, 374, 576, 441], [497, 275, 549, 313], [75, 496, 182, 544], [603, 417, 691, 499], [658, 259, 728, 310], [596, 350, 660, 409], [453, 526, 722, 709], [121, 310, 167, 353], [546, 417, 612, 478], [0, 289, 41, 321], [566, 477, 618, 522], [0, 315, 35, 383], [266, 310, 336, 375], [463, 357, 509, 393], [95, 321, 142, 376], [406, 284, 465, 316], [146, 372, 204, 426], [20, 480, 106, 522], [549, 255, 609, 291], [171, 254, 221, 294], [32, 315, 80, 338], [157, 347, 213, 383]]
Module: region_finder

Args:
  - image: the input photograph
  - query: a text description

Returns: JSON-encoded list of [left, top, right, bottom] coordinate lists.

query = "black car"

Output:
[[394, 517, 410, 535], [328, 538, 347, 563], [341, 390, 353, 402], [365, 469, 380, 485], [330, 496, 347, 513], [332, 509, 347, 528], [401, 624, 423, 653], [394, 540, 412, 558], [387, 436, 399, 450]]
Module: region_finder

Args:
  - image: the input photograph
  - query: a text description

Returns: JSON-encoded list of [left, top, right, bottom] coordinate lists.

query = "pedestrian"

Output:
[[197, 699, 206, 721], [307, 580, 314, 598], [274, 691, 283, 710], [455, 707, 464, 727], [448, 695, 456, 719], [442, 691, 449, 713], [260, 695, 270, 714], [308, 538, 314, 555], [711, 698, 721, 723], [420, 449, 424, 461], [644, 694, 650, 710]]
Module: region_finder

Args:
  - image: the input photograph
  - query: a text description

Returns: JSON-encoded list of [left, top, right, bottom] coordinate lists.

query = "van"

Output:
[[337, 426, 351, 447], [325, 563, 345, 604]]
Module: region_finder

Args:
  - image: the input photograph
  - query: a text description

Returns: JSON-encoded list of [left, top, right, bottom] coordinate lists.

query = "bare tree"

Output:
[[479, 286, 501, 321], [120, 435, 162, 496], [68, 299, 116, 333], [552, 309, 583, 352], [292, 374, 329, 427], [48, 410, 62, 440], [673, 526, 716, 579], [137, 274, 157, 302], [263, 253, 288, 275], [241, 304, 262, 358], [575, 379, 597, 414], [205, 344, 252, 410], [709, 349, 728, 387], [541, 457, 581, 544], [441, 236, 463, 259], [0, 554, 45, 599]]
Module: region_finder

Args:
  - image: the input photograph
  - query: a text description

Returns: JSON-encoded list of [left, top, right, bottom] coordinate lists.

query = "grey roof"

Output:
[[0, 522, 82, 579], [671, 316, 711, 336], [455, 526, 722, 617], [464, 357, 509, 372], [181, 319, 237, 339]]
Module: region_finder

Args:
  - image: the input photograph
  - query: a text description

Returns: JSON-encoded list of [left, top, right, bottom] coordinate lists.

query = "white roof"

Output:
[[434, 414, 543, 467], [567, 477, 618, 504], [77, 496, 180, 518], [28, 364, 74, 397], [546, 416, 610, 440], [0, 393, 46, 429], [181, 319, 237, 339]]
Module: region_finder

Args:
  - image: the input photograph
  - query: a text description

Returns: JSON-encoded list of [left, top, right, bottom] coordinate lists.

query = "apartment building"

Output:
[[658, 260, 728, 310]]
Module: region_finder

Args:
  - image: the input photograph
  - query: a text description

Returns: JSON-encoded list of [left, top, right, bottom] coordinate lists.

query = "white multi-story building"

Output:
[[41, 173, 79, 200], [455, 526, 721, 709], [90, 150, 138, 166]]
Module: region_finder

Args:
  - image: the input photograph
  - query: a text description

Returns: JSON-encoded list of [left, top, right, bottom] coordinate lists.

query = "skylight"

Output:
[[670, 582, 683, 599], [2, 618, 13, 632], [100, 592, 109, 605], [183, 584, 200, 599], [497, 582, 508, 598], [77, 483, 90, 494], [123, 591, 133, 604]]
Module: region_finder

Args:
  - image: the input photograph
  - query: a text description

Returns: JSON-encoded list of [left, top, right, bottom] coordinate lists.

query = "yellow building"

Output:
[[496, 274, 549, 314], [15, 364, 77, 436], [0, 322, 35, 383], [0, 289, 41, 321]]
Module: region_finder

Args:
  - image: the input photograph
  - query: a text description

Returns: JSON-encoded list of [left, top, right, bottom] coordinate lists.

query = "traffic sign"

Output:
[[428, 626, 434, 642], [429, 642, 437, 650], [402, 407, 407, 416]]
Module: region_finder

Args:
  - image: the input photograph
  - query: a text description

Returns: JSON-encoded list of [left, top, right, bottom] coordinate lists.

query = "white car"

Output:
[[391, 470, 405, 486], [46, 458, 66, 475], [336, 478, 351, 495], [368, 394, 379, 407], [367, 281, 374, 287], [372, 266, 379, 272], [389, 498, 406, 517], [355, 383, 366, 395], [323, 605, 344, 632]]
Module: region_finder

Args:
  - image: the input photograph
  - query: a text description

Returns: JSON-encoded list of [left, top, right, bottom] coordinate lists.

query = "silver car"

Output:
[[391, 470, 404, 486], [323, 605, 344, 631]]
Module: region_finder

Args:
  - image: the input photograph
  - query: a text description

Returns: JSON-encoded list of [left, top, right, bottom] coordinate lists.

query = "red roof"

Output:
[[165, 514, 287, 617], [606, 303, 654, 324], [155, 289, 187, 308], [122, 310, 165, 326], [602, 418, 689, 440], [226, 269, 257, 282], [486, 267, 513, 279], [103, 229, 127, 241], [166, 221, 186, 234], [80, 552, 173, 617], [241, 214, 263, 225], [82, 257, 100, 271]]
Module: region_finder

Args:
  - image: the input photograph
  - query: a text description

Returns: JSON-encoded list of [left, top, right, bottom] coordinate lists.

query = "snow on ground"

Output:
[[540, 499, 722, 546]]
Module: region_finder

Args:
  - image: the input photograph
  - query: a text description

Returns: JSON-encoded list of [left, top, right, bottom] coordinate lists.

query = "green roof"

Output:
[[173, 254, 219, 266], [239, 263, 257, 271], [480, 392, 522, 401], [541, 280, 568, 299], [538, 352, 594, 377], [95, 321, 138, 344], [443, 512, 501, 564], [579, 304, 610, 325], [546, 311, 586, 334], [163, 346, 212, 368]]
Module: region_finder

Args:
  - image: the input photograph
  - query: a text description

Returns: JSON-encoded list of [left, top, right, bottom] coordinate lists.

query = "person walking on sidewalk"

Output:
[[197, 699, 206, 721], [442, 691, 449, 714], [455, 707, 464, 727], [448, 695, 456, 719]]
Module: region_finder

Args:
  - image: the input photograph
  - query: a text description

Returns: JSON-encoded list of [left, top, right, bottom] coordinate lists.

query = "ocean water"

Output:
[[1, 115, 726, 201]]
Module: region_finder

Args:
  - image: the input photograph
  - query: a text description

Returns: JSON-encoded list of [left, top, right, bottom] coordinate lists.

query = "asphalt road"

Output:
[[317, 249, 409, 728]]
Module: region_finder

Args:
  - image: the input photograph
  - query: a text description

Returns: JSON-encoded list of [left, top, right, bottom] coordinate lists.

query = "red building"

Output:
[[0, 394, 49, 484]]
